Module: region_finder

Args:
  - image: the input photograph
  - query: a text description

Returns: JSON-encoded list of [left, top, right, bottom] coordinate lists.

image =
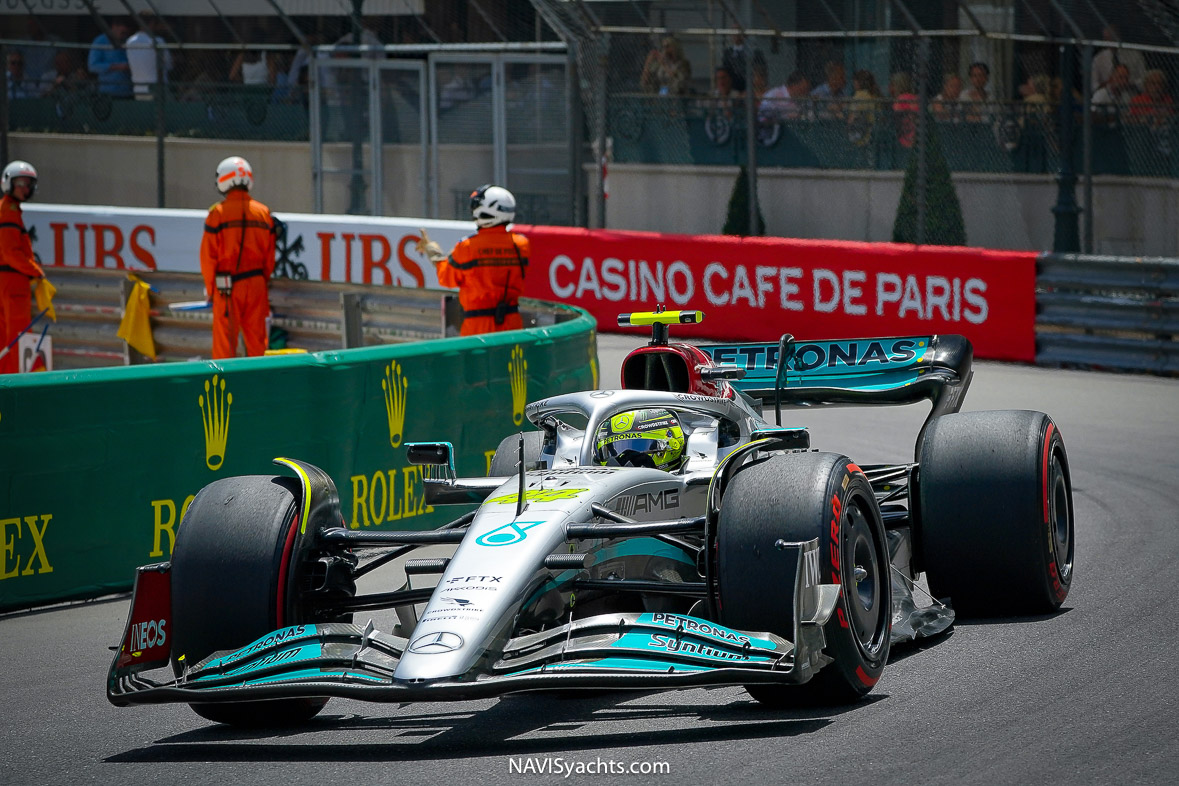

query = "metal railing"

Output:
[[1036, 253, 1179, 374], [44, 268, 575, 370]]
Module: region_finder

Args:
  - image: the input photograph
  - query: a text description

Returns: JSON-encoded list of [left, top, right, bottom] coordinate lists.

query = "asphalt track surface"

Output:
[[3, 333, 1178, 786]]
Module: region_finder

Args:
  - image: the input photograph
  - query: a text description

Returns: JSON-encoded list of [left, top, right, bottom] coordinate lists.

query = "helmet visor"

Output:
[[601, 437, 669, 467]]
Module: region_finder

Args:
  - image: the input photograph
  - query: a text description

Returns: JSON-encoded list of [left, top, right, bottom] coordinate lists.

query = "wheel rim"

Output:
[[1049, 451, 1073, 581], [845, 500, 887, 656]]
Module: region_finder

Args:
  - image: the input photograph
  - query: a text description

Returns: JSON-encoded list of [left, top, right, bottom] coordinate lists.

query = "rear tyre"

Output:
[[488, 430, 544, 476], [718, 453, 891, 705], [170, 475, 328, 726], [918, 410, 1074, 617]]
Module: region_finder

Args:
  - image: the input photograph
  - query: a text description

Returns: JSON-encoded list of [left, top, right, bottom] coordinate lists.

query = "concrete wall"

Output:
[[12, 132, 1179, 255], [599, 164, 1179, 256]]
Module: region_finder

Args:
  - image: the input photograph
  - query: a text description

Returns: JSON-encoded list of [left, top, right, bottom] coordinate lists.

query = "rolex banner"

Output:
[[0, 315, 597, 612]]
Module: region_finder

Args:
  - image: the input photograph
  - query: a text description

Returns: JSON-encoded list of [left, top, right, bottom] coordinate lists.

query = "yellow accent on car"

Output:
[[274, 457, 313, 534], [617, 310, 704, 327]]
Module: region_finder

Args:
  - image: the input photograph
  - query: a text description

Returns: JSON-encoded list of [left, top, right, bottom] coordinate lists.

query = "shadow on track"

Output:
[[106, 691, 885, 763]]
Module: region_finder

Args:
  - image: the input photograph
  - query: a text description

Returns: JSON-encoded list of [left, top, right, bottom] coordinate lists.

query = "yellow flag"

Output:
[[117, 277, 156, 359], [34, 277, 56, 322]]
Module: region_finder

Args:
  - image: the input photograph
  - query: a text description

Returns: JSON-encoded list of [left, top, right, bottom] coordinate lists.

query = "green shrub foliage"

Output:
[[892, 125, 967, 246], [723, 165, 766, 236]]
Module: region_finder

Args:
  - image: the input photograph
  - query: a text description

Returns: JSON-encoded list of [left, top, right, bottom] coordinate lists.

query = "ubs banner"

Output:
[[0, 317, 597, 612], [516, 226, 1037, 363], [22, 204, 474, 288]]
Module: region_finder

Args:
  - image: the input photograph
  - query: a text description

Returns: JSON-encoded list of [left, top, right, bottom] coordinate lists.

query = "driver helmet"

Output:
[[594, 409, 686, 471]]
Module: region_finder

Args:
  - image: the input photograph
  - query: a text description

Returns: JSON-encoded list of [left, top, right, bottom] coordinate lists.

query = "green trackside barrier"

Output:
[[0, 311, 598, 612]]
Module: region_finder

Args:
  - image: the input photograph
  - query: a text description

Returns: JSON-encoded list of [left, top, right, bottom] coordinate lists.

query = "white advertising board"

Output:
[[22, 204, 475, 290]]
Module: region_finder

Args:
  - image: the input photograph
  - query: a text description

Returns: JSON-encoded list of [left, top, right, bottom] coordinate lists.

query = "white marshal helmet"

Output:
[[2, 160, 38, 198], [215, 156, 253, 194], [470, 184, 515, 228]]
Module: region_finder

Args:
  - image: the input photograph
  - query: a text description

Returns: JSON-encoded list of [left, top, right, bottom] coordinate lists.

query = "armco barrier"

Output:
[[0, 313, 598, 612], [518, 226, 1038, 363], [32, 267, 576, 370], [1036, 254, 1179, 374]]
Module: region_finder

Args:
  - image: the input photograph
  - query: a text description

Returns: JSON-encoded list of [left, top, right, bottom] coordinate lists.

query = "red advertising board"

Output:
[[516, 226, 1036, 363]]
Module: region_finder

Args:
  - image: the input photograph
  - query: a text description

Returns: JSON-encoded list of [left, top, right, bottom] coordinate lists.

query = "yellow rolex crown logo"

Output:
[[509, 345, 528, 426], [382, 361, 409, 448], [198, 374, 232, 471]]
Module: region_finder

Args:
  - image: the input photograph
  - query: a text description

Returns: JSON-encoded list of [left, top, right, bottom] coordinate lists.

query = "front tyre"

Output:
[[170, 475, 329, 726], [718, 453, 891, 705], [918, 410, 1074, 617]]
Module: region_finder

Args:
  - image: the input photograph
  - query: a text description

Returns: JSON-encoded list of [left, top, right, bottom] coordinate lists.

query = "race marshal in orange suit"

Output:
[[418, 185, 529, 336], [0, 161, 45, 375], [200, 156, 276, 359]]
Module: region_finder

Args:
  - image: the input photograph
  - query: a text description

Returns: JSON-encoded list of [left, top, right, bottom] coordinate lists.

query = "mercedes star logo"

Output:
[[408, 631, 465, 654]]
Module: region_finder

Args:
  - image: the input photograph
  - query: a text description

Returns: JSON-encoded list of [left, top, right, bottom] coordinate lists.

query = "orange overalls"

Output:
[[0, 194, 44, 374], [199, 190, 276, 359], [437, 225, 530, 336]]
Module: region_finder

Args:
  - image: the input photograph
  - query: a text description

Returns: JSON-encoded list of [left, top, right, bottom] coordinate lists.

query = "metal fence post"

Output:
[[341, 292, 363, 348]]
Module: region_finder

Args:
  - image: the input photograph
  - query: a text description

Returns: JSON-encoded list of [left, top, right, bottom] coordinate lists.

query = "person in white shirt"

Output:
[[1092, 25, 1146, 92], [125, 12, 172, 100], [759, 70, 811, 123]]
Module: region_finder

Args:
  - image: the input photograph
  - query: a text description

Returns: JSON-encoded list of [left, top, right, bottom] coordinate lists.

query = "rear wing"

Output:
[[700, 334, 973, 451]]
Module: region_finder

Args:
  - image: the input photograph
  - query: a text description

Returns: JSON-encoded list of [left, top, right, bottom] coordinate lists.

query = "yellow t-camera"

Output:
[[616, 310, 704, 327]]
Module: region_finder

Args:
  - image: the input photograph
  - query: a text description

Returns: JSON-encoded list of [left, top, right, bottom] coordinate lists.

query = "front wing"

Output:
[[109, 612, 836, 705], [108, 541, 841, 706]]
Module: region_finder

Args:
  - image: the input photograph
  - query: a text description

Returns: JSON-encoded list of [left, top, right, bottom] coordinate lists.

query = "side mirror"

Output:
[[405, 441, 456, 483], [699, 364, 747, 381]]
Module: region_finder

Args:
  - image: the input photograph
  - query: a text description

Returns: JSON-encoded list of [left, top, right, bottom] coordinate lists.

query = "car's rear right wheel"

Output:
[[918, 410, 1074, 617]]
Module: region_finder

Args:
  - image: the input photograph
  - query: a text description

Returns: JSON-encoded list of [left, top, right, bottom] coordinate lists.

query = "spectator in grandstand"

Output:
[[760, 70, 811, 123], [640, 35, 692, 96], [722, 34, 765, 94], [847, 69, 881, 146], [811, 60, 851, 119], [890, 71, 918, 148], [750, 61, 769, 102], [6, 51, 37, 100], [1016, 72, 1053, 132], [931, 73, 966, 122], [438, 64, 479, 110], [16, 17, 60, 88], [964, 61, 993, 122], [1092, 63, 1138, 125], [126, 12, 172, 100], [416, 185, 529, 336], [1019, 72, 1051, 105], [230, 49, 278, 86], [1128, 69, 1174, 128], [707, 66, 739, 120], [200, 157, 276, 359], [1093, 25, 1146, 92], [335, 17, 384, 59], [87, 16, 133, 97], [39, 51, 90, 97], [0, 161, 45, 375]]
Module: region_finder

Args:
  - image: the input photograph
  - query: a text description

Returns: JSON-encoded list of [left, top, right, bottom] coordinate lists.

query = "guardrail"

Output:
[[41, 268, 575, 369], [1036, 253, 1179, 374]]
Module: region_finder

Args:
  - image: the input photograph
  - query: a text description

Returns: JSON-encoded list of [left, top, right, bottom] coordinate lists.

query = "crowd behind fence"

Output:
[[5, 29, 1179, 178]]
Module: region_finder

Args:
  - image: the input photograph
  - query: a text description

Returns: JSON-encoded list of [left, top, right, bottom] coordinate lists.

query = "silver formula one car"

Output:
[[108, 310, 1075, 726]]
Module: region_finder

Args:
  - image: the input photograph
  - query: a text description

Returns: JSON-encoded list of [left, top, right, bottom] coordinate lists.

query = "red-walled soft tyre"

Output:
[[718, 453, 891, 705], [918, 410, 1074, 617], [170, 475, 328, 726]]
